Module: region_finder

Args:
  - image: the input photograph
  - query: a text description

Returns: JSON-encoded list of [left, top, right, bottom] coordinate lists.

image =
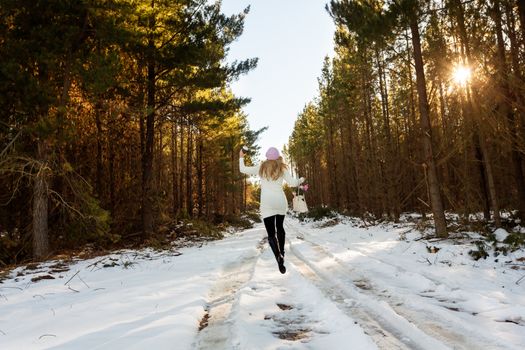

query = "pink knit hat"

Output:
[[265, 147, 280, 160]]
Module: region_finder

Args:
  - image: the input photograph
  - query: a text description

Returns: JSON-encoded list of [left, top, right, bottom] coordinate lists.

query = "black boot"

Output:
[[277, 255, 286, 274]]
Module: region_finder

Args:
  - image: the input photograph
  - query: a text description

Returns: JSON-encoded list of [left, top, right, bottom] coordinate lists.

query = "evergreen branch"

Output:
[[0, 131, 21, 159], [48, 189, 85, 219]]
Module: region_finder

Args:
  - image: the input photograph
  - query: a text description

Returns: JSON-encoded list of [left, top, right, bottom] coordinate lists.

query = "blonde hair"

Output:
[[259, 157, 288, 181]]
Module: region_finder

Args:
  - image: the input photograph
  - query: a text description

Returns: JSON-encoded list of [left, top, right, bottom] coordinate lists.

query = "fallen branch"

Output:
[[401, 242, 414, 254], [417, 197, 431, 208], [516, 274, 525, 285], [78, 275, 89, 289], [419, 256, 432, 265], [86, 257, 109, 269], [0, 286, 23, 291], [414, 235, 436, 241], [64, 271, 79, 286], [38, 334, 56, 340]]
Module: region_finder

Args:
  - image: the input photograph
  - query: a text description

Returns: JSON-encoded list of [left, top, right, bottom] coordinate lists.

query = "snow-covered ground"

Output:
[[1, 216, 524, 349]]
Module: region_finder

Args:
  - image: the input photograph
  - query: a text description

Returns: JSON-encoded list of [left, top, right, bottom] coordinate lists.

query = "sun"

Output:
[[452, 65, 471, 86]]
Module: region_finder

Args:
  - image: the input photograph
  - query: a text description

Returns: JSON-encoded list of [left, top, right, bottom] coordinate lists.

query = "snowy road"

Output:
[[285, 222, 521, 350], [1, 217, 524, 349]]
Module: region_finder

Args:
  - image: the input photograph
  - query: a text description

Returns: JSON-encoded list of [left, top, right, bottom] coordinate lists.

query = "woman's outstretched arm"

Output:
[[239, 156, 260, 176], [283, 170, 304, 187]]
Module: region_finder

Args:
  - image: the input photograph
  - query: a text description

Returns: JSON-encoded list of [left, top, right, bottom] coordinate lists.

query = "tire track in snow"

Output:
[[286, 221, 520, 350], [285, 249, 410, 350], [192, 234, 267, 349], [287, 240, 447, 350]]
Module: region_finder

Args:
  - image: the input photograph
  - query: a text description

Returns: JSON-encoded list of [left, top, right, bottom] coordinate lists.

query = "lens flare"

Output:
[[452, 65, 471, 86]]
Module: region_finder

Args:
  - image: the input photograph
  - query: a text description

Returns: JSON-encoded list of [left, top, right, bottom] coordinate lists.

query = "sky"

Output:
[[220, 0, 335, 159]]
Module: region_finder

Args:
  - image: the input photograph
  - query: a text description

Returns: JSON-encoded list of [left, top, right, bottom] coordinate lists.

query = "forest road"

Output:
[[192, 236, 266, 349], [192, 221, 520, 349], [285, 221, 521, 350]]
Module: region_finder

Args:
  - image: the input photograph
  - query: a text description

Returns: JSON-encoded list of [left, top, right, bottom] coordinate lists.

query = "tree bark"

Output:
[[179, 117, 185, 211], [409, 16, 448, 237], [326, 113, 338, 208], [171, 122, 178, 217], [142, 2, 156, 235], [518, 0, 525, 46], [108, 120, 115, 214], [451, 0, 498, 222], [506, 2, 525, 164], [197, 135, 204, 217], [95, 102, 104, 198], [33, 140, 50, 259], [493, 0, 525, 221], [186, 124, 193, 217], [375, 46, 396, 218]]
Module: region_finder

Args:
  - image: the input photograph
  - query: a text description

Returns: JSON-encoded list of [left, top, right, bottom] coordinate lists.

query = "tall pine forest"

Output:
[[0, 0, 261, 264], [3, 0, 525, 265], [288, 0, 525, 237]]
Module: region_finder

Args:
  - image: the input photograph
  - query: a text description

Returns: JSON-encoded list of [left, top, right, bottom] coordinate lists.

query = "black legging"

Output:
[[263, 214, 286, 261]]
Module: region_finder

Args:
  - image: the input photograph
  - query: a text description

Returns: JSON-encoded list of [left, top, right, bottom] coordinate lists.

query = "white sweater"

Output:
[[240, 157, 304, 219]]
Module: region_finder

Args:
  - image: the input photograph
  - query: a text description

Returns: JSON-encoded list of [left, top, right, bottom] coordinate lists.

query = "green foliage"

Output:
[[494, 232, 525, 256], [298, 206, 338, 222], [180, 219, 223, 239], [503, 232, 525, 249], [328, 0, 397, 44], [0, 0, 259, 263], [53, 177, 115, 248], [223, 215, 254, 230], [468, 231, 525, 261], [244, 211, 262, 224], [468, 240, 490, 260], [0, 230, 28, 267]]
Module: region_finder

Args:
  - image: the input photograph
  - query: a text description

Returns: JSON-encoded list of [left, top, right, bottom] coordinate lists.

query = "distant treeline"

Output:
[[288, 0, 525, 236], [0, 0, 261, 263]]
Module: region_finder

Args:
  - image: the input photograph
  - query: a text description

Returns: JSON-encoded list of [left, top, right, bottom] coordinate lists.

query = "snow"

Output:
[[1, 217, 524, 349], [494, 228, 510, 242]]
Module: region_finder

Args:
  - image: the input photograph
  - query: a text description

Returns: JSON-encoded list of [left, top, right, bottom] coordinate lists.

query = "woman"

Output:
[[239, 146, 305, 274]]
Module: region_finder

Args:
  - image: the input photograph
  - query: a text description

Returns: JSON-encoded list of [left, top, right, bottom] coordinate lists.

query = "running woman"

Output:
[[239, 147, 305, 273]]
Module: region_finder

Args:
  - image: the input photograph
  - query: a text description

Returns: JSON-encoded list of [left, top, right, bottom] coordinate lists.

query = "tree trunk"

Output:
[[33, 140, 50, 259], [518, 0, 525, 46], [479, 133, 501, 226], [157, 120, 163, 190], [506, 2, 525, 167], [179, 117, 185, 211], [171, 122, 178, 217], [409, 16, 448, 237], [474, 132, 491, 219], [197, 135, 204, 217], [326, 114, 338, 208], [452, 0, 497, 222], [375, 46, 395, 218], [142, 4, 156, 235], [95, 102, 104, 198], [186, 124, 193, 217], [405, 30, 420, 211], [493, 0, 525, 221], [108, 121, 115, 214]]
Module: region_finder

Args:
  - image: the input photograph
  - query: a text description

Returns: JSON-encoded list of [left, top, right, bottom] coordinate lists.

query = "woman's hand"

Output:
[[239, 149, 245, 158]]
